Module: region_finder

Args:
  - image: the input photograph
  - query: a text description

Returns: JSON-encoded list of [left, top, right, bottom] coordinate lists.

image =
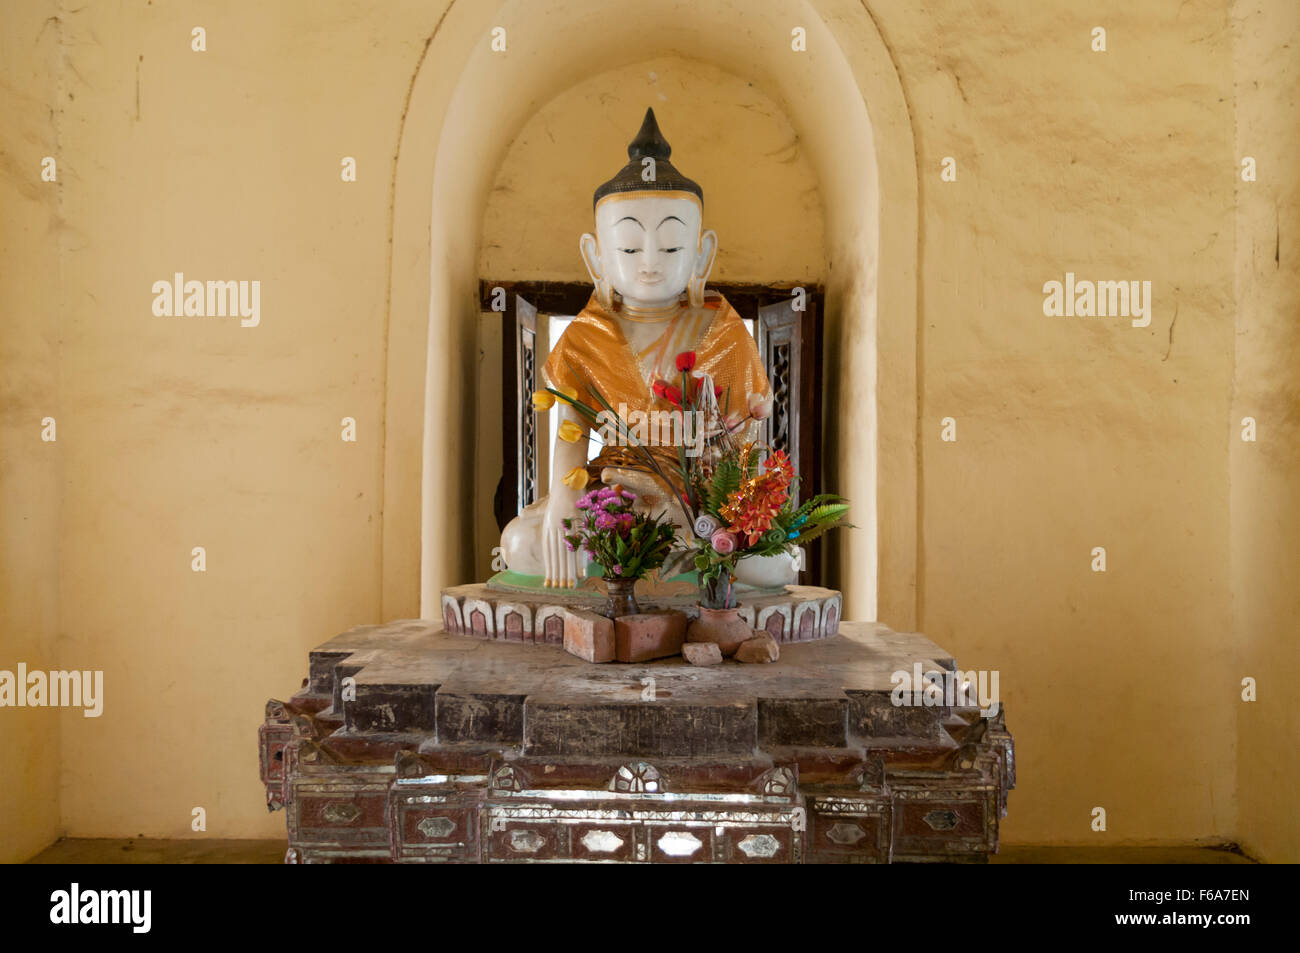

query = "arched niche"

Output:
[[381, 0, 918, 627]]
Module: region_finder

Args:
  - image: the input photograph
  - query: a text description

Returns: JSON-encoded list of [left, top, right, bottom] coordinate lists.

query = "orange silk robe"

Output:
[[542, 290, 772, 479]]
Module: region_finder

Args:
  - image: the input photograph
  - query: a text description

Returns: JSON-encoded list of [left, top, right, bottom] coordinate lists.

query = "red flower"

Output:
[[675, 351, 697, 373], [653, 379, 682, 406], [714, 384, 723, 400]]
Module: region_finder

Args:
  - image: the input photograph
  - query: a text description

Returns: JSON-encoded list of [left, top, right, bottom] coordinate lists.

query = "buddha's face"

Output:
[[581, 193, 715, 310]]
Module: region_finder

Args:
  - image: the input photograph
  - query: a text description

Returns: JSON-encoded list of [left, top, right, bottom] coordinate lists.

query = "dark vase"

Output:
[[603, 577, 639, 618]]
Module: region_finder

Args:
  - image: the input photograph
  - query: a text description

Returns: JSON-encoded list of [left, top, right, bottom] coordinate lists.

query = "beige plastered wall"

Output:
[[888, 2, 1241, 848], [0, 0, 1295, 861], [0, 0, 63, 864], [1231, 0, 1300, 864]]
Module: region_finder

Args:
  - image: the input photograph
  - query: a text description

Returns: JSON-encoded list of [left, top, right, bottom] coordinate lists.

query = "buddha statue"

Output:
[[499, 108, 798, 590]]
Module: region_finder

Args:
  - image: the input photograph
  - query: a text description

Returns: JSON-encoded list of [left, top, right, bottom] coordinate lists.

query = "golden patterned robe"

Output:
[[542, 290, 771, 480]]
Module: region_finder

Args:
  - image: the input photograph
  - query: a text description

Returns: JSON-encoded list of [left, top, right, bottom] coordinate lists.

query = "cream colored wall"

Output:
[[1232, 0, 1300, 864], [0, 0, 1294, 860], [0, 0, 63, 864], [882, 1, 1240, 846], [23, 0, 435, 842]]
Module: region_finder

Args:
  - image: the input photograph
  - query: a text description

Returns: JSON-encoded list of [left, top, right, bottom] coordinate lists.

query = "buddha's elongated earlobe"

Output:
[[593, 274, 613, 310], [689, 228, 718, 308], [580, 232, 612, 309], [687, 277, 705, 309]]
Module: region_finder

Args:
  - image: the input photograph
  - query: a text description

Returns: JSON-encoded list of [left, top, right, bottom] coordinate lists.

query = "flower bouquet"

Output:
[[561, 484, 676, 617], [683, 443, 850, 609], [540, 348, 851, 610]]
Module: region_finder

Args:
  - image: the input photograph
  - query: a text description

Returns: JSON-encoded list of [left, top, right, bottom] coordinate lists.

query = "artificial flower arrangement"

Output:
[[560, 483, 677, 616], [535, 350, 850, 610], [561, 485, 676, 582], [683, 443, 849, 608]]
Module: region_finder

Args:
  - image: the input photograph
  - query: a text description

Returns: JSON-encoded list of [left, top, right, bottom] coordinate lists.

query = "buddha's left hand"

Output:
[[542, 487, 583, 587]]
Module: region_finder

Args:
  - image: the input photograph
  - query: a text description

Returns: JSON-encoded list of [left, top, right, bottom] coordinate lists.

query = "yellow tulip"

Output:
[[561, 466, 590, 490], [556, 385, 578, 402], [532, 390, 555, 412], [557, 420, 586, 443]]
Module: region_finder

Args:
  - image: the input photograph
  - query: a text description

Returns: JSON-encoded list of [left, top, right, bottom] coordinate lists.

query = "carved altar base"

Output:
[[442, 582, 843, 643], [260, 618, 1014, 863]]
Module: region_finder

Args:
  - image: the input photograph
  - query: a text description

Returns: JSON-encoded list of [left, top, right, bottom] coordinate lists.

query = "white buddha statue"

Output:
[[500, 109, 798, 590]]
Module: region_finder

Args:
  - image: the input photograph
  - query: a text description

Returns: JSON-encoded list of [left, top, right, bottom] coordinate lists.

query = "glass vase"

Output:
[[603, 577, 639, 619]]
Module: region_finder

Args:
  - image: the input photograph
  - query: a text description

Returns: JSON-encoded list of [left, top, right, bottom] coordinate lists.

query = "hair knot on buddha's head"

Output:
[[593, 107, 704, 208], [627, 108, 671, 161]]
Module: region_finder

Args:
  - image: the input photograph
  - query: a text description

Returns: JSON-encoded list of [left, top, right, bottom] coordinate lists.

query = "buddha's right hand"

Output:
[[541, 490, 583, 587]]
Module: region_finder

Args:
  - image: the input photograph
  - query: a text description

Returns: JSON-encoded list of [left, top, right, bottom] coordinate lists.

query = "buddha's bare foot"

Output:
[[500, 499, 546, 577]]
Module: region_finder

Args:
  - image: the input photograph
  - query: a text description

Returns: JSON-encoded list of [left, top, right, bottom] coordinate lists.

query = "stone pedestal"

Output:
[[260, 619, 1014, 863]]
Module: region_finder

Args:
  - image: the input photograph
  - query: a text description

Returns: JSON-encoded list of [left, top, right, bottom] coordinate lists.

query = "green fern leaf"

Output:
[[808, 502, 850, 524], [792, 518, 852, 545], [707, 457, 742, 516]]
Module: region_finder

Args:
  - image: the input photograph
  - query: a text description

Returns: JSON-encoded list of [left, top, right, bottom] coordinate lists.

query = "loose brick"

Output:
[[563, 609, 615, 663], [615, 610, 686, 663], [682, 642, 723, 666], [735, 632, 780, 664]]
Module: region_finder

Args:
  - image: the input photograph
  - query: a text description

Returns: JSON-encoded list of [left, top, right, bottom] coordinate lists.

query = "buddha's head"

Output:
[[581, 109, 717, 311]]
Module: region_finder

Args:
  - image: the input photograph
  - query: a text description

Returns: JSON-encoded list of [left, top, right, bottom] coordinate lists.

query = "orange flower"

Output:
[[720, 450, 794, 545], [765, 449, 794, 483]]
